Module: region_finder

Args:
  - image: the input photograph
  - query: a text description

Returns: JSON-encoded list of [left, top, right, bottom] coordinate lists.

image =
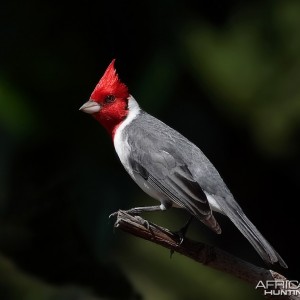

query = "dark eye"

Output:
[[104, 94, 115, 104]]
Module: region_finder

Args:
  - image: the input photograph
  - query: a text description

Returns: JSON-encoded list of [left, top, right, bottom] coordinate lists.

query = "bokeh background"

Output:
[[1, 0, 300, 299]]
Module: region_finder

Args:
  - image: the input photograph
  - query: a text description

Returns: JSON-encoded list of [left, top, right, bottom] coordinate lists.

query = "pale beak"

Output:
[[79, 100, 101, 114]]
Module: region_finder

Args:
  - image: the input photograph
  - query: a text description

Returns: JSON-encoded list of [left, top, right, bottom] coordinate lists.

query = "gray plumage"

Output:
[[122, 110, 287, 268]]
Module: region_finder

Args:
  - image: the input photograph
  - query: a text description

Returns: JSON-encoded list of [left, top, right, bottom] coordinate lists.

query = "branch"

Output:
[[113, 211, 299, 300]]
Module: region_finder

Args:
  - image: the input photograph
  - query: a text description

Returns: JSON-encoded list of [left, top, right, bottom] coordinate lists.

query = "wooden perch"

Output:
[[113, 210, 299, 300]]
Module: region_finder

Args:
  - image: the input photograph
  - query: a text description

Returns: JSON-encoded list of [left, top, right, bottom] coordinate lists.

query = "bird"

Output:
[[79, 59, 287, 268]]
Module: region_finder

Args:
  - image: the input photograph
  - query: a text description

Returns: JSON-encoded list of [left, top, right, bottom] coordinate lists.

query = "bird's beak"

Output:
[[79, 100, 101, 114]]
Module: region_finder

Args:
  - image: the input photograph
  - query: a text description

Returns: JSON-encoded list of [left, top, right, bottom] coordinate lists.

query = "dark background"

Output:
[[1, 0, 299, 299]]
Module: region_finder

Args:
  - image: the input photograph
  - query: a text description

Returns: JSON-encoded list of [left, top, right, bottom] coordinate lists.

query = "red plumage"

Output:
[[90, 59, 129, 102]]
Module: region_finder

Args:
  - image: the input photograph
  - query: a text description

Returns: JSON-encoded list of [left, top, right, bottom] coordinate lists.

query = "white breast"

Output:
[[113, 96, 174, 208], [113, 96, 141, 176]]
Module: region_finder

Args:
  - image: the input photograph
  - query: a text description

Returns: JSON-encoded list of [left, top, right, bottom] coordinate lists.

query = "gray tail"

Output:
[[221, 200, 287, 268]]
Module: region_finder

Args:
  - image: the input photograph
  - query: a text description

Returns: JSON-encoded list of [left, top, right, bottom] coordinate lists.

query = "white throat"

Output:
[[117, 95, 140, 133], [126, 95, 140, 116], [113, 95, 141, 175]]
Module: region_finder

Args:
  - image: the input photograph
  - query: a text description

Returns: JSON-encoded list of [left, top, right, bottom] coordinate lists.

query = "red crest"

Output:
[[90, 59, 129, 101]]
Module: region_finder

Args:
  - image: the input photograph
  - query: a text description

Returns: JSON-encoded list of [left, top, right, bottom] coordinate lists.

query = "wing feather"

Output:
[[129, 151, 221, 233]]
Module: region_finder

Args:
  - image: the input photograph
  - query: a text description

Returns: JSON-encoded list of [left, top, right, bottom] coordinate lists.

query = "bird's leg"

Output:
[[109, 205, 163, 218], [109, 205, 163, 229], [124, 205, 163, 215], [174, 216, 193, 245], [170, 216, 194, 258]]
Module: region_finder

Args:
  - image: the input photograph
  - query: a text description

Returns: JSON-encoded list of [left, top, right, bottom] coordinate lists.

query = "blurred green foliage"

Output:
[[0, 0, 299, 299], [0, 80, 37, 136], [183, 0, 300, 155]]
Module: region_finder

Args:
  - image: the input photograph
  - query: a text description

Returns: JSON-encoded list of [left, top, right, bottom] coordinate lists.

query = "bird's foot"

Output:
[[109, 209, 150, 229], [134, 215, 150, 229], [109, 208, 144, 219], [109, 205, 162, 219], [172, 216, 193, 245], [169, 218, 193, 258], [109, 211, 119, 219]]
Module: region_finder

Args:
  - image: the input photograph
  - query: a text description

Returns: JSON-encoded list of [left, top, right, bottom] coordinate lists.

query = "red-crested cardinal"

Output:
[[80, 59, 287, 268]]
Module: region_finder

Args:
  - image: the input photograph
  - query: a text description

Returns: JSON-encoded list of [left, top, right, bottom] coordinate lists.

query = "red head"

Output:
[[80, 59, 130, 136]]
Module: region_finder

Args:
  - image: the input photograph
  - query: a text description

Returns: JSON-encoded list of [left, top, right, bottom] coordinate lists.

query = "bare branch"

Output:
[[113, 210, 299, 300]]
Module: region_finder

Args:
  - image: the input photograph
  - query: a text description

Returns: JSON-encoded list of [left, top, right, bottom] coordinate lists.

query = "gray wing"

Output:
[[129, 149, 221, 234], [124, 112, 287, 267]]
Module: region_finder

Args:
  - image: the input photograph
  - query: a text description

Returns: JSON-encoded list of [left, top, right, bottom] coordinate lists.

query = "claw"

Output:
[[109, 211, 118, 219], [134, 216, 150, 229], [109, 210, 150, 230], [173, 216, 193, 245], [172, 230, 185, 245]]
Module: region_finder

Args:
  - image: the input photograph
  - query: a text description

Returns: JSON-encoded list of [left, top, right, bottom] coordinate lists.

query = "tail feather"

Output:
[[200, 213, 222, 234], [219, 197, 287, 268]]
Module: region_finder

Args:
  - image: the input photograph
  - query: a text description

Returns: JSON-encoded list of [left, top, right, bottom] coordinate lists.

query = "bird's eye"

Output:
[[104, 94, 115, 104]]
